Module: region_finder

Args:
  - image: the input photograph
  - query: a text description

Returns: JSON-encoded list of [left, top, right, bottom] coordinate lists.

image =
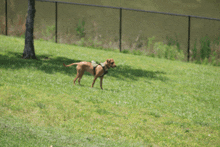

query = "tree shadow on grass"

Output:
[[0, 51, 168, 82]]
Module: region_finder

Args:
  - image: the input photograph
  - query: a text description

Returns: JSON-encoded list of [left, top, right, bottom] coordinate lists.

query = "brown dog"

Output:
[[63, 59, 116, 89]]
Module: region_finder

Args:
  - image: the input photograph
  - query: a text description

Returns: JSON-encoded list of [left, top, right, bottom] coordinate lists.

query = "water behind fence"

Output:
[[1, 0, 220, 62]]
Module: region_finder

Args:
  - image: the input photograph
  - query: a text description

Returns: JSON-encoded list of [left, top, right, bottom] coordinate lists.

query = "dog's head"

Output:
[[106, 58, 116, 68]]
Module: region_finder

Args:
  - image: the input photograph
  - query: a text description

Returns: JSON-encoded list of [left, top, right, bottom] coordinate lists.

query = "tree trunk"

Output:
[[22, 0, 36, 59]]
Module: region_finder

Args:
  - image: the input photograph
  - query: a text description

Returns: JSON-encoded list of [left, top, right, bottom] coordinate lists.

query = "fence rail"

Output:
[[3, 0, 220, 61], [35, 0, 220, 21]]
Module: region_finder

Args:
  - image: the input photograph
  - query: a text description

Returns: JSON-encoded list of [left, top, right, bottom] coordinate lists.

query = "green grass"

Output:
[[0, 35, 220, 146]]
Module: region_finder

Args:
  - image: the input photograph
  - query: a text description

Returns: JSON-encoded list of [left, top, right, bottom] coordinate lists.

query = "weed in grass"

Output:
[[36, 102, 46, 109], [75, 19, 86, 38], [87, 37, 102, 48], [191, 35, 220, 66], [210, 51, 218, 66], [147, 36, 155, 50], [88, 97, 103, 104], [148, 111, 161, 118], [41, 25, 55, 41], [200, 35, 211, 60], [166, 34, 180, 51], [77, 37, 85, 46], [122, 49, 130, 54], [96, 108, 110, 115], [163, 121, 177, 125], [153, 42, 185, 61], [74, 100, 80, 104], [202, 57, 209, 65], [192, 40, 198, 61], [132, 50, 143, 55]]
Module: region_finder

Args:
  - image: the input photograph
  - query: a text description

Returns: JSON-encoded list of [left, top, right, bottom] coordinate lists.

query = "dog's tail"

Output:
[[63, 63, 79, 67]]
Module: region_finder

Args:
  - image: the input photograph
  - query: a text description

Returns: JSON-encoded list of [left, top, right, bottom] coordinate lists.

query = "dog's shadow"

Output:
[[107, 65, 167, 82], [0, 52, 168, 82]]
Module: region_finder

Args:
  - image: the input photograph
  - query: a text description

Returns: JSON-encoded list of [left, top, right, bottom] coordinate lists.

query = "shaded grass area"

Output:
[[0, 35, 220, 146], [0, 51, 168, 82]]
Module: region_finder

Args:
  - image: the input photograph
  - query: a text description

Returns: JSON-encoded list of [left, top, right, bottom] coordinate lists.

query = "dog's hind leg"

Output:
[[78, 71, 84, 85], [74, 66, 82, 85], [74, 66, 80, 85], [73, 74, 79, 85]]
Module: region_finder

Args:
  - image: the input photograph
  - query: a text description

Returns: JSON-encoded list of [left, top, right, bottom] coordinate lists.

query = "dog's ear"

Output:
[[107, 59, 110, 63]]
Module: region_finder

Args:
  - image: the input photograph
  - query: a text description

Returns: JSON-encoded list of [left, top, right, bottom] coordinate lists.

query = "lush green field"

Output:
[[0, 35, 219, 146]]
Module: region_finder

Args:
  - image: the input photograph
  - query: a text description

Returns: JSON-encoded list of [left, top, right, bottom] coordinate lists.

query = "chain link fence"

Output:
[[1, 0, 220, 63]]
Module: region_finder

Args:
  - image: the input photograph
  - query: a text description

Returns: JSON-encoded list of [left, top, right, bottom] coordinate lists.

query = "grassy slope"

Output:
[[0, 35, 219, 146]]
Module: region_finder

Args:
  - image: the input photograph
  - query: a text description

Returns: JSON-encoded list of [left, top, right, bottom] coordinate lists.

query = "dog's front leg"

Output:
[[91, 76, 98, 88], [100, 76, 103, 90]]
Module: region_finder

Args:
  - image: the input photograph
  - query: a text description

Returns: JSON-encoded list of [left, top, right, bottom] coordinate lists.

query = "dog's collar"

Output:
[[100, 63, 109, 70], [100, 62, 108, 77]]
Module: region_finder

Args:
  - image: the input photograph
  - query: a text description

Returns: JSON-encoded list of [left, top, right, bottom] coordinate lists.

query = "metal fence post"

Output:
[[55, 2, 57, 43], [187, 16, 191, 62], [5, 0, 7, 35], [119, 8, 122, 52]]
